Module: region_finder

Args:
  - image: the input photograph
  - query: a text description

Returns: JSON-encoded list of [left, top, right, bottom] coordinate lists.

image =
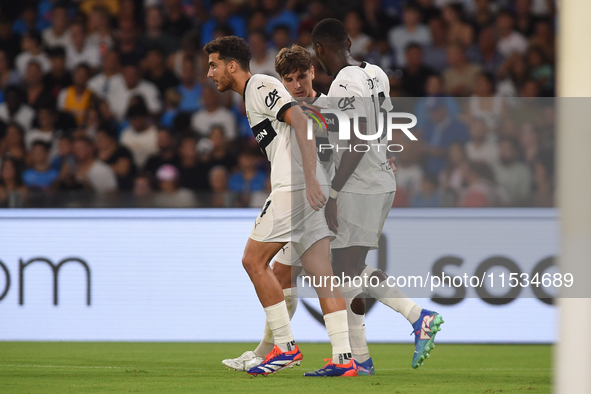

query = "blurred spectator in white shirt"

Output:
[[344, 10, 371, 60], [88, 49, 123, 100], [15, 30, 52, 77], [120, 100, 159, 169], [0, 85, 35, 132], [55, 135, 117, 194], [87, 6, 115, 50], [388, 3, 431, 67], [42, 4, 72, 49], [191, 84, 236, 140], [465, 118, 499, 167], [66, 22, 101, 72], [248, 30, 279, 78], [494, 138, 532, 206], [106, 59, 161, 121], [496, 10, 528, 58]]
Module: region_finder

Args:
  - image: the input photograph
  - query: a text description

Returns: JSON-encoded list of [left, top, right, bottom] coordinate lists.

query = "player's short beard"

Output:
[[217, 68, 234, 92]]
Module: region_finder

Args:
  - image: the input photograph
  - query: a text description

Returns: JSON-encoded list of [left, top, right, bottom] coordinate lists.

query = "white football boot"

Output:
[[222, 351, 264, 372]]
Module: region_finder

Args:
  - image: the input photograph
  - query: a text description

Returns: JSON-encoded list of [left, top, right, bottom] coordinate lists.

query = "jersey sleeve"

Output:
[[378, 68, 393, 112], [249, 78, 293, 123]]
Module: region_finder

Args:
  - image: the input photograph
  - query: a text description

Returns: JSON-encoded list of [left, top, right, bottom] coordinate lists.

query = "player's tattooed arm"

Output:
[[283, 105, 327, 211]]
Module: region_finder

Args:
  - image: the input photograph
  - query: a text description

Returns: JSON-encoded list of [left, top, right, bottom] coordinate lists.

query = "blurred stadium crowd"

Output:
[[0, 0, 556, 208]]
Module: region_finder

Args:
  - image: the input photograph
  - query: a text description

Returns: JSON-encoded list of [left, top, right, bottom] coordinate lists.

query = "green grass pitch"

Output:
[[0, 342, 551, 393]]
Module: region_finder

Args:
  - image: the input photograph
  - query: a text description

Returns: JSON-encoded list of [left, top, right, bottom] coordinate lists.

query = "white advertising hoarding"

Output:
[[0, 209, 557, 343]]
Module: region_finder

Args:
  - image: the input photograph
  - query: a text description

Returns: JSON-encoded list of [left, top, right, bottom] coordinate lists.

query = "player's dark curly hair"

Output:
[[203, 36, 251, 71], [311, 18, 348, 46]]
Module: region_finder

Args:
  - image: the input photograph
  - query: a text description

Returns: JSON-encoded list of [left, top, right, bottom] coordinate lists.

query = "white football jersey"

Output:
[[244, 74, 329, 191], [327, 62, 396, 194], [301, 91, 335, 180]]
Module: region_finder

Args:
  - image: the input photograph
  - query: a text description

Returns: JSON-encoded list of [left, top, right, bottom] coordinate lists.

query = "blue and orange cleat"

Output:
[[411, 309, 444, 369], [356, 357, 375, 376], [303, 358, 358, 377], [247, 344, 303, 376]]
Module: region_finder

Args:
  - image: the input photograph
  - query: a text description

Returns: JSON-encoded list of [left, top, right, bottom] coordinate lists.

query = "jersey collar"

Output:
[[242, 77, 251, 102], [334, 61, 367, 78], [310, 90, 321, 104]]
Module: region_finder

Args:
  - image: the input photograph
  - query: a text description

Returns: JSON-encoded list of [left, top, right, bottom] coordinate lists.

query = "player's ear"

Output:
[[310, 66, 315, 80], [347, 38, 352, 50], [227, 60, 236, 74], [315, 42, 323, 56]]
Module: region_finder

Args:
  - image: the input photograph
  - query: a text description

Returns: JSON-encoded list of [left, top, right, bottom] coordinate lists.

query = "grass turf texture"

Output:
[[0, 343, 551, 393]]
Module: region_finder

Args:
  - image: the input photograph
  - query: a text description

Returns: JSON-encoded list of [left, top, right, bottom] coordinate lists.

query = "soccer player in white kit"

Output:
[[221, 44, 399, 375], [311, 18, 444, 370], [204, 36, 357, 377], [221, 44, 345, 372]]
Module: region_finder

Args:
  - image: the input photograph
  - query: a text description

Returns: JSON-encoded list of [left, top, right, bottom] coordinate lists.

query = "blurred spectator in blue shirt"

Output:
[[466, 26, 505, 76], [177, 56, 202, 112], [23, 140, 59, 189], [421, 97, 469, 176], [411, 173, 440, 207], [201, 0, 246, 46], [422, 16, 449, 74], [414, 75, 459, 130], [229, 148, 267, 194], [12, 4, 38, 36], [264, 0, 299, 39]]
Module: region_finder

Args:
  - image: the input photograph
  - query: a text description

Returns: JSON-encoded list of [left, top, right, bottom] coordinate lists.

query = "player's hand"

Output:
[[306, 176, 326, 211], [389, 156, 397, 175], [325, 197, 338, 234]]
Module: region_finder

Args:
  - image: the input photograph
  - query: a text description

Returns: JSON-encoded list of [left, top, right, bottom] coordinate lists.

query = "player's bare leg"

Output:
[[241, 238, 286, 307], [300, 237, 346, 311], [273, 260, 301, 290]]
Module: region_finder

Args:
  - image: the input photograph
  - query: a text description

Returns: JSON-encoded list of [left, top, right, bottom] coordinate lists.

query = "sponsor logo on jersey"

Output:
[[338, 96, 356, 110], [265, 89, 281, 109], [339, 83, 348, 90], [257, 82, 266, 90]]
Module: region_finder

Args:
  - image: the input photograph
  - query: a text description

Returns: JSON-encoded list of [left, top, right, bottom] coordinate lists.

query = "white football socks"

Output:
[[341, 282, 370, 363], [360, 266, 422, 324], [254, 287, 298, 357], [324, 310, 353, 364], [263, 300, 295, 352]]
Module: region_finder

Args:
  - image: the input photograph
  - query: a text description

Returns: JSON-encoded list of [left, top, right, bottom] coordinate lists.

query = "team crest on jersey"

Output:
[[338, 96, 355, 110], [367, 76, 379, 89], [265, 89, 281, 109]]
